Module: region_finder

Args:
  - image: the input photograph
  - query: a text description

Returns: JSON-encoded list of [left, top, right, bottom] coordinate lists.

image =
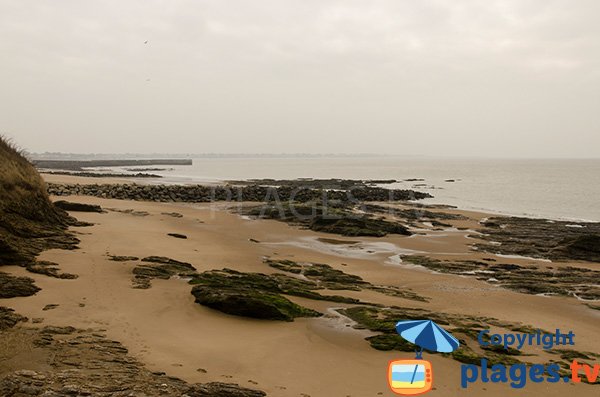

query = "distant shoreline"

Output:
[[33, 159, 192, 171]]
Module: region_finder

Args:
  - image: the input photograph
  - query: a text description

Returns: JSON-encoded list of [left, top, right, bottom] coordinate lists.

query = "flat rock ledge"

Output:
[[0, 319, 266, 397]]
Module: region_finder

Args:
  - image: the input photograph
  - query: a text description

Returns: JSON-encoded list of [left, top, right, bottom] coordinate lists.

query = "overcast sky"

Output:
[[1, 0, 598, 157]]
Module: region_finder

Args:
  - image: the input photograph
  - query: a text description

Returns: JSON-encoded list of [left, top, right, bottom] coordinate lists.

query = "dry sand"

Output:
[[2, 175, 598, 396]]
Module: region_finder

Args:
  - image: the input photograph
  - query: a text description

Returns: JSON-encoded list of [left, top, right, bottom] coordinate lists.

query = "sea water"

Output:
[[101, 156, 600, 222]]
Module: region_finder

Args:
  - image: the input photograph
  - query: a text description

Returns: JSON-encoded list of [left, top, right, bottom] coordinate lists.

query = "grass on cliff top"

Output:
[[0, 135, 77, 266], [0, 136, 46, 207]]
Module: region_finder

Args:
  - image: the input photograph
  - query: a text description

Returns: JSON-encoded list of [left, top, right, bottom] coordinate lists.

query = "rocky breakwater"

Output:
[[47, 182, 432, 203]]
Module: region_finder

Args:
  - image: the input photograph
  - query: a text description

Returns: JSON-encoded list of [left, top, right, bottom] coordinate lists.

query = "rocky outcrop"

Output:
[[53, 200, 104, 213], [0, 138, 80, 268], [24, 260, 77, 279], [475, 217, 600, 262], [0, 272, 40, 298], [265, 259, 426, 301], [227, 178, 397, 189], [244, 203, 412, 237], [309, 216, 410, 237], [189, 268, 371, 320], [554, 234, 600, 262], [0, 307, 27, 330], [192, 286, 321, 321], [0, 320, 266, 396], [132, 256, 197, 289], [108, 255, 139, 262], [402, 255, 600, 300], [43, 170, 162, 178]]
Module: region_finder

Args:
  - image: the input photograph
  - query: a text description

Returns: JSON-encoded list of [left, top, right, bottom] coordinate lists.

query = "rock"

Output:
[[0, 272, 40, 298], [167, 233, 188, 239], [45, 181, 432, 204], [476, 217, 600, 262], [244, 203, 412, 237], [25, 260, 78, 279], [554, 234, 600, 262], [189, 268, 385, 320], [133, 265, 173, 279], [0, 307, 27, 330], [108, 255, 139, 261], [191, 285, 320, 321], [401, 255, 600, 300], [0, 319, 267, 396], [131, 256, 198, 288], [161, 212, 183, 218], [141, 256, 196, 270], [53, 201, 104, 213], [1, 138, 80, 268], [309, 216, 410, 237], [42, 304, 59, 311], [265, 259, 426, 301], [188, 382, 266, 396], [339, 306, 533, 367], [41, 326, 76, 335]]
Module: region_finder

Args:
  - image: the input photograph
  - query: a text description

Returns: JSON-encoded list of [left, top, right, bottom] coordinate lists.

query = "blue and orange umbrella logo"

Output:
[[387, 320, 460, 395]]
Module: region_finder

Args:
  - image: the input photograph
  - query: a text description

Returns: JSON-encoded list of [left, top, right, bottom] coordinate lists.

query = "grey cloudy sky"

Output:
[[1, 0, 598, 157]]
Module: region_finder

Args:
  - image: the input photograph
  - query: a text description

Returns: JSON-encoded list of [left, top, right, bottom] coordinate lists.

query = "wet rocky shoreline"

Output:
[[46, 182, 432, 203]]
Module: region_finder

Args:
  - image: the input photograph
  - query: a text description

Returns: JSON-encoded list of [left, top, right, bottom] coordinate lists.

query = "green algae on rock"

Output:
[[265, 259, 428, 302], [244, 202, 411, 237]]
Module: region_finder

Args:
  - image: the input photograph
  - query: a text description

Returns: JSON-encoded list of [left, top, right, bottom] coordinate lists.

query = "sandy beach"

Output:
[[3, 2, 599, 394], [0, 173, 596, 396]]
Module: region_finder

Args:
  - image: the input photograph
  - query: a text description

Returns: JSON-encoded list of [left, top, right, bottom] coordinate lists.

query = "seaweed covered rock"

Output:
[[189, 268, 362, 320], [338, 306, 525, 366], [309, 216, 410, 237], [475, 216, 600, 262], [191, 268, 359, 305], [192, 285, 320, 321], [244, 202, 411, 237], [265, 259, 427, 301], [267, 259, 366, 289]]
